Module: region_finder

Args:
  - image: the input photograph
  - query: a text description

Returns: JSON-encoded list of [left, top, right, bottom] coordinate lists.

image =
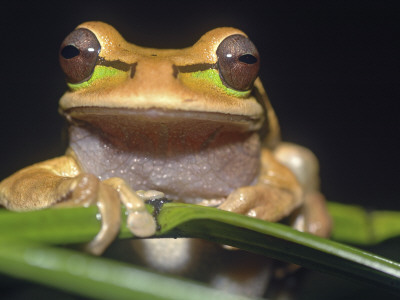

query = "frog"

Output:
[[0, 22, 331, 296]]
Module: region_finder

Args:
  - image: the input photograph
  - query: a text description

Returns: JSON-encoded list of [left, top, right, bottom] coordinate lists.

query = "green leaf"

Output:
[[155, 203, 400, 294], [328, 201, 400, 245], [0, 202, 399, 299], [0, 242, 256, 300]]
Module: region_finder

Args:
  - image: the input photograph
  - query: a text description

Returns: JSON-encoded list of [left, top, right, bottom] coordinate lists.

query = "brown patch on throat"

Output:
[[65, 107, 258, 154]]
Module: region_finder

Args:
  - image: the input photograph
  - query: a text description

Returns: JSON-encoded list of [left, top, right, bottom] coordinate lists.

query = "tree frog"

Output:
[[0, 22, 331, 295]]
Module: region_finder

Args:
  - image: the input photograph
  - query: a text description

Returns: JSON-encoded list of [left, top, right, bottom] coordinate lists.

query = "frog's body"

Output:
[[0, 22, 331, 296]]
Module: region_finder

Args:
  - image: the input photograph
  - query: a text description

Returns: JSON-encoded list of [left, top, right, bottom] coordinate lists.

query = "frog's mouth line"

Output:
[[63, 107, 263, 132]]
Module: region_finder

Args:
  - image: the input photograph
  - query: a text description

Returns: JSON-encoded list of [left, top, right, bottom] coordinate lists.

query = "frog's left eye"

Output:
[[216, 34, 260, 91], [59, 28, 101, 83]]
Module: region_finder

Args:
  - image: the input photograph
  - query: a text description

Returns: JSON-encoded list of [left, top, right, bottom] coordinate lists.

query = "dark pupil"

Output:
[[239, 54, 257, 64], [61, 45, 80, 59]]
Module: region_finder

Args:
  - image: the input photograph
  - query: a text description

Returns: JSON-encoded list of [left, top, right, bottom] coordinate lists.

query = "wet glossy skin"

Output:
[[0, 22, 331, 295]]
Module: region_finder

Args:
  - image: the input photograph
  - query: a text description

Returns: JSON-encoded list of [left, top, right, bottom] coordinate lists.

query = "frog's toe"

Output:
[[136, 190, 165, 201], [102, 179, 158, 237], [221, 185, 300, 222], [292, 192, 332, 238], [127, 210, 157, 237], [83, 183, 121, 255]]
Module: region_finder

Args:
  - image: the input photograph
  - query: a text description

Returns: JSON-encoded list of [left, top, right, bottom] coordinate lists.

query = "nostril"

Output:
[[130, 63, 137, 79]]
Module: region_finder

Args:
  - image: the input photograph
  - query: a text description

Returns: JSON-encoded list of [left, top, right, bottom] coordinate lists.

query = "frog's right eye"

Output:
[[59, 28, 101, 84]]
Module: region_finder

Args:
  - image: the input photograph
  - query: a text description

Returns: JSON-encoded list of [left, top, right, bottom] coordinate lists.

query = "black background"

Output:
[[2, 1, 399, 209], [0, 1, 399, 299]]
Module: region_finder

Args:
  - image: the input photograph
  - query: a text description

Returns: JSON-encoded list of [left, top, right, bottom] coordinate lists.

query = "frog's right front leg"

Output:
[[0, 155, 156, 255]]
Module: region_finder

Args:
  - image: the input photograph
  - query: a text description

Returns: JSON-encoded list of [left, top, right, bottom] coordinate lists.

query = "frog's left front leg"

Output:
[[219, 149, 303, 222]]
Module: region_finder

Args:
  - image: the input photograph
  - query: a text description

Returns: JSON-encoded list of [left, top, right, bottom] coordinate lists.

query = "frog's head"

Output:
[[59, 22, 279, 147]]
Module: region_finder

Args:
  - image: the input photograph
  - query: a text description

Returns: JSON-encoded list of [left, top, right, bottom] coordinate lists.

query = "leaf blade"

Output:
[[0, 202, 399, 296], [0, 242, 256, 300]]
